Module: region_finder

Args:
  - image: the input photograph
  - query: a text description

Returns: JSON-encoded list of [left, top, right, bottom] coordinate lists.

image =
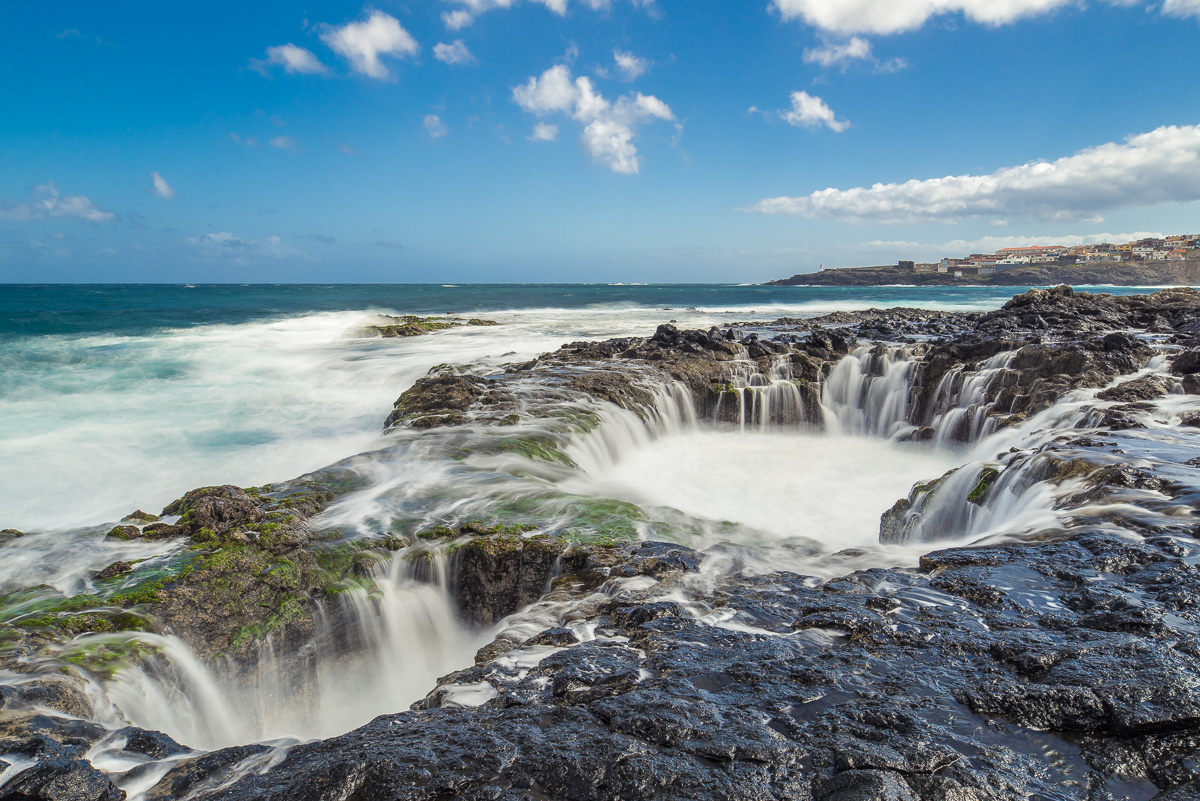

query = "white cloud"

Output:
[[771, 0, 1081, 35], [771, 0, 1200, 35], [434, 40, 475, 65], [0, 182, 116, 223], [856, 232, 1169, 255], [513, 64, 578, 114], [1162, 0, 1200, 17], [780, 91, 849, 132], [748, 123, 1200, 224], [186, 232, 307, 262], [253, 44, 328, 76], [804, 37, 872, 67], [583, 0, 660, 11], [442, 0, 652, 28], [268, 136, 302, 152], [424, 114, 449, 139], [443, 9, 476, 29], [613, 49, 648, 80], [803, 37, 907, 72], [319, 11, 418, 79], [148, 171, 176, 200], [529, 122, 560, 141], [513, 64, 675, 174]]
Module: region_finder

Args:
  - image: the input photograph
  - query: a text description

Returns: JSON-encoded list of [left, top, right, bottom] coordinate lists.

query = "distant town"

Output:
[[874, 234, 1200, 278]]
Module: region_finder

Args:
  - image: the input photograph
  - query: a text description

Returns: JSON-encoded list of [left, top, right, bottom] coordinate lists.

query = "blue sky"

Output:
[[2, 0, 1199, 282]]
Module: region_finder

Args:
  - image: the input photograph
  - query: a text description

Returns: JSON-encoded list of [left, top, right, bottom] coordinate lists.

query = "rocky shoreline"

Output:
[[3, 286, 1200, 800]]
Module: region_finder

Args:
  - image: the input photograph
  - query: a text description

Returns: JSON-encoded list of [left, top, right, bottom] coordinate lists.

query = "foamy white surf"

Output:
[[0, 297, 1000, 533]]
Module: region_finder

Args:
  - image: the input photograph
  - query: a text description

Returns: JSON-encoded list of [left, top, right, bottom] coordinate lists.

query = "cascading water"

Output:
[[820, 345, 920, 439], [101, 547, 479, 749], [928, 351, 1020, 447], [713, 354, 810, 431]]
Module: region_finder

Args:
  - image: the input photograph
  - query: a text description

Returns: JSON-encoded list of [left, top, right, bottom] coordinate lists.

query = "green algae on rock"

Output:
[[365, 314, 500, 338]]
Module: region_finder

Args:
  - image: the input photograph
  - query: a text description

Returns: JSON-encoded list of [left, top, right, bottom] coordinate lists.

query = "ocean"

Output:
[[0, 282, 1159, 533]]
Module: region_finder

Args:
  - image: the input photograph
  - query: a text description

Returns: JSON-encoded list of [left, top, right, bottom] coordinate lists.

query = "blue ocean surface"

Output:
[[0, 282, 1167, 531], [0, 282, 1070, 339]]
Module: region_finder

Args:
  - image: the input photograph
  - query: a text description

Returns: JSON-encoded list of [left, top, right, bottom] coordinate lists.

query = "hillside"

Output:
[[768, 260, 1200, 287]]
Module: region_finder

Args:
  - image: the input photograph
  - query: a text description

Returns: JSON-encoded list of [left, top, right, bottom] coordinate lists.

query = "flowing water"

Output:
[[2, 283, 1197, 797]]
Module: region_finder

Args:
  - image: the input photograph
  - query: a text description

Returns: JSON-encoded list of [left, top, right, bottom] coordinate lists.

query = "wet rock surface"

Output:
[[163, 521, 1200, 800], [381, 286, 1200, 435]]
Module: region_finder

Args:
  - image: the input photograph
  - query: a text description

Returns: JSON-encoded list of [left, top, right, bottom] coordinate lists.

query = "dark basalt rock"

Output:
[[111, 727, 190, 760], [95, 561, 133, 580], [385, 373, 488, 429], [1173, 348, 1200, 375], [453, 535, 585, 626], [1097, 374, 1174, 402], [0, 756, 127, 801], [0, 680, 95, 719], [159, 515, 1200, 800], [121, 510, 160, 523], [0, 714, 125, 801]]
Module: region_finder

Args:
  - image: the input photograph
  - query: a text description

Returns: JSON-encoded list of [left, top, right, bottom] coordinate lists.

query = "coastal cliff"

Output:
[[4, 287, 1200, 800], [769, 259, 1200, 287]]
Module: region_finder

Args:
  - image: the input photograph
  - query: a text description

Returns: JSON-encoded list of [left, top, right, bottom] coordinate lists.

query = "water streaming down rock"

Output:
[[707, 355, 813, 432], [102, 547, 478, 749], [928, 351, 1021, 447], [565, 374, 697, 473], [819, 345, 920, 439]]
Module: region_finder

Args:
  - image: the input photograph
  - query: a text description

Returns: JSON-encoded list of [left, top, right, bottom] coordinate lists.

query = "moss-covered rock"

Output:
[[967, 466, 1002, 505], [0, 528, 27, 545], [366, 315, 499, 338], [104, 525, 140, 542]]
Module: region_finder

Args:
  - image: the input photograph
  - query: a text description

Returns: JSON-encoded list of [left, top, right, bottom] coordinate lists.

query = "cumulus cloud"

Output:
[[613, 49, 648, 80], [513, 64, 675, 174], [320, 11, 418, 79], [771, 0, 1084, 35], [747, 124, 1200, 224], [251, 44, 328, 76], [770, 0, 1200, 35], [424, 114, 449, 139], [434, 40, 475, 64], [0, 182, 116, 223], [186, 232, 307, 262], [529, 122, 560, 141], [780, 91, 849, 132], [229, 132, 259, 148], [148, 171, 176, 200]]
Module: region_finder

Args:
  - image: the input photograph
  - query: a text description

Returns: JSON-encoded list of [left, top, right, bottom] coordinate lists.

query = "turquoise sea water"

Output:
[[0, 283, 1166, 531]]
